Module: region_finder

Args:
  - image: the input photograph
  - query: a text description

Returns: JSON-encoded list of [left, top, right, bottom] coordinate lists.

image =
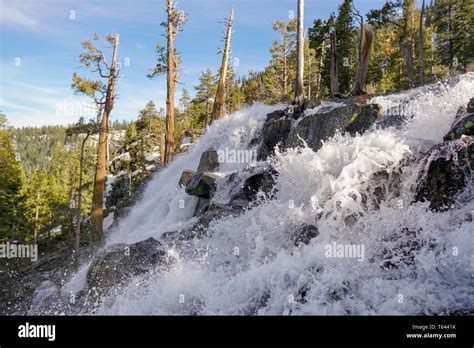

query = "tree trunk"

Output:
[[160, 122, 164, 165], [283, 34, 288, 100], [33, 191, 40, 245], [75, 134, 89, 253], [91, 33, 119, 242], [315, 41, 325, 99], [418, 0, 426, 86], [401, 42, 416, 88], [140, 137, 147, 173], [293, 0, 305, 105], [164, 0, 176, 165], [211, 8, 234, 122], [349, 27, 373, 96], [401, 0, 416, 88], [329, 31, 339, 98]]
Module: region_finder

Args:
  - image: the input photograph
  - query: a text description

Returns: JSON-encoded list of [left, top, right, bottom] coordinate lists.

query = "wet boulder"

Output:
[[415, 136, 473, 211], [468, 97, 474, 113], [86, 238, 170, 294], [27, 280, 63, 315], [444, 114, 474, 141], [180, 149, 220, 199], [197, 149, 219, 172], [287, 103, 382, 152], [443, 98, 474, 141], [265, 109, 287, 122], [185, 172, 219, 199], [257, 117, 293, 160], [162, 204, 241, 242], [179, 170, 196, 187], [229, 168, 276, 205]]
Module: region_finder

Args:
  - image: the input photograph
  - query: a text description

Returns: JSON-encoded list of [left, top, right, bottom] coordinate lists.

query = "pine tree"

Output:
[[211, 8, 235, 122], [66, 118, 98, 252], [335, 0, 357, 94], [432, 0, 474, 73], [135, 101, 162, 171], [23, 170, 50, 245], [308, 16, 333, 98], [193, 69, 217, 128], [241, 70, 268, 104], [76, 32, 120, 242], [0, 114, 24, 242], [267, 19, 297, 102]]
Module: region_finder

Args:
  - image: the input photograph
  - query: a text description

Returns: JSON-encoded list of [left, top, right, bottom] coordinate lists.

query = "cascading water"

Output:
[[67, 74, 474, 315]]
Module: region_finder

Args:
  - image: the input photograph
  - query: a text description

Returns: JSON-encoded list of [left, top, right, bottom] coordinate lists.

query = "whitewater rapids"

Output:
[[78, 74, 474, 315]]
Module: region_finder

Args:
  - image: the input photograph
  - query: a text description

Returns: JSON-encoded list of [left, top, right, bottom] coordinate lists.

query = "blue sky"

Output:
[[0, 0, 390, 127]]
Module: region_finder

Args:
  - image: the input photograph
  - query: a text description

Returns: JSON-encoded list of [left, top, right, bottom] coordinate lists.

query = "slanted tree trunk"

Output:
[[349, 27, 373, 96], [164, 0, 176, 165], [91, 33, 119, 242], [329, 31, 339, 98], [211, 8, 234, 122], [418, 0, 426, 86], [293, 0, 305, 105]]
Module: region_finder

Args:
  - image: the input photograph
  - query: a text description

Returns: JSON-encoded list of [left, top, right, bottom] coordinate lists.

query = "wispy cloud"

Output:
[[0, 1, 39, 29]]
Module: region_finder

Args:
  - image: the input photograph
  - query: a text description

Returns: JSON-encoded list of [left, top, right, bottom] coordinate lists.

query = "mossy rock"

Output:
[[467, 97, 474, 113], [257, 117, 292, 160], [185, 172, 218, 198], [86, 238, 169, 295], [287, 103, 382, 152], [415, 137, 474, 211], [443, 114, 474, 141]]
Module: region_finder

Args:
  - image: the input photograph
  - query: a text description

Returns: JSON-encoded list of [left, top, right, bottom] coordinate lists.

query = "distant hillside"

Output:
[[14, 122, 129, 176]]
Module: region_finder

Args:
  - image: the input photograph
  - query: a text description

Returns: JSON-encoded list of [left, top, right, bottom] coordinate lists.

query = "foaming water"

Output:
[[92, 74, 473, 314], [107, 103, 283, 245]]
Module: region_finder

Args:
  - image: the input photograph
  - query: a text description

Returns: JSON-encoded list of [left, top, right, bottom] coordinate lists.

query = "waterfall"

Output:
[[68, 73, 474, 315]]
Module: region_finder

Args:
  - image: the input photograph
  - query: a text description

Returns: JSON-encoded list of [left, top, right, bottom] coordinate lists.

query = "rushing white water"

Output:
[[93, 74, 473, 315]]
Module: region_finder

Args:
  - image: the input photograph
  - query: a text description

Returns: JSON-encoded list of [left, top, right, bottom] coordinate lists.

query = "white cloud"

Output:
[[0, 1, 39, 28]]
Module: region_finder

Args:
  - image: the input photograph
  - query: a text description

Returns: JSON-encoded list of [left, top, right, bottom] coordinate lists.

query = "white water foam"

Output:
[[87, 74, 473, 315]]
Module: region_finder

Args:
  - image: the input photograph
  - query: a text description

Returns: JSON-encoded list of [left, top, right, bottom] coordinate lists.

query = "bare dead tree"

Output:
[[349, 28, 373, 96], [293, 0, 305, 105], [211, 7, 234, 122], [349, 4, 374, 96]]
